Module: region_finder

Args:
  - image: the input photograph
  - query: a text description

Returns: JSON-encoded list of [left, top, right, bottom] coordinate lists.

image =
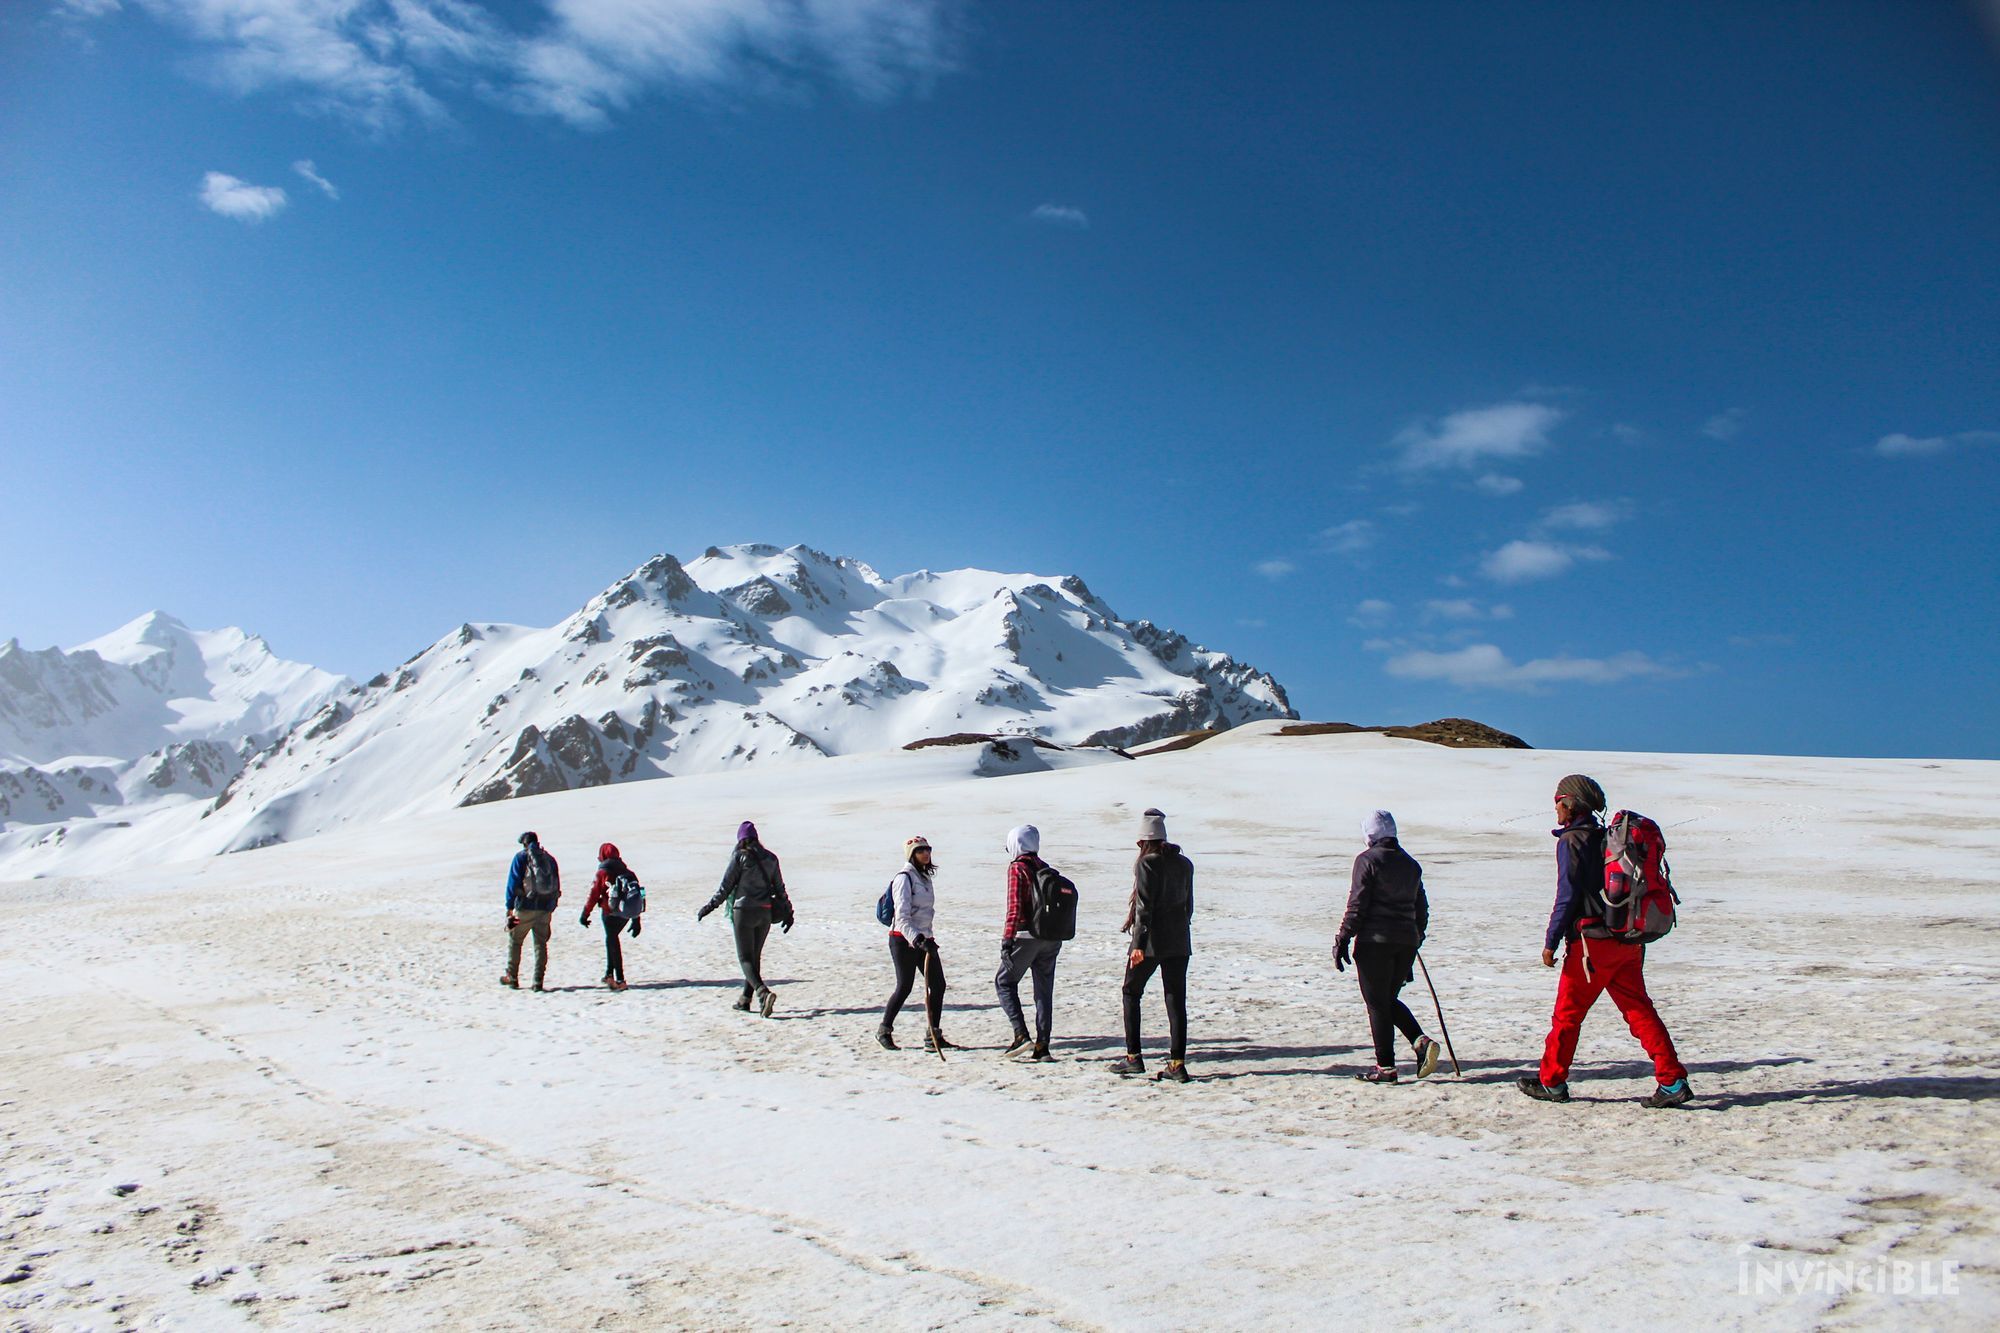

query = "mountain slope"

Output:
[[0, 546, 1293, 874]]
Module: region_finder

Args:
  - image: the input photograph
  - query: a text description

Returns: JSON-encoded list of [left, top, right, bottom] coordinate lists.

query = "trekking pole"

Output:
[[923, 947, 948, 1064], [1414, 951, 1463, 1078]]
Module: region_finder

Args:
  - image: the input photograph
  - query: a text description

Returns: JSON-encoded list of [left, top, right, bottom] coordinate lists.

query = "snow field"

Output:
[[1, 730, 1996, 1330]]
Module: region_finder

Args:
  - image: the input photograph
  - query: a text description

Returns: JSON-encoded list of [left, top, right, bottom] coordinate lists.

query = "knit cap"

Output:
[[1555, 774, 1607, 814], [1364, 810, 1398, 842], [1138, 808, 1168, 841], [737, 821, 758, 843]]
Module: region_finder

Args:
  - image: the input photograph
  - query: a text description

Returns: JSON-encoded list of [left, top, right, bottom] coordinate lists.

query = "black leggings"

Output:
[[884, 935, 945, 1032], [734, 904, 773, 1000], [1354, 939, 1423, 1067], [601, 913, 628, 982], [1123, 956, 1188, 1062]]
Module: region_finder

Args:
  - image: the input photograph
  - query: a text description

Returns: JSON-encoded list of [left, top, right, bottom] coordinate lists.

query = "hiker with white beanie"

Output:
[[1335, 810, 1441, 1083]]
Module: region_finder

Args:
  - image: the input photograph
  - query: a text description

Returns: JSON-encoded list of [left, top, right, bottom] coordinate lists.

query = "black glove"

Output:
[[579, 911, 590, 928], [630, 917, 642, 937], [696, 903, 714, 921], [1334, 936, 1351, 971], [780, 917, 793, 934]]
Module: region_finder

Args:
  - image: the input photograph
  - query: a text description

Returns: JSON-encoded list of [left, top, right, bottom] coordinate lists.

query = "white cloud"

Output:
[[1350, 599, 1394, 627], [1703, 408, 1749, 441], [1539, 501, 1619, 532], [1384, 643, 1677, 692], [292, 158, 339, 199], [56, 0, 123, 16], [1395, 402, 1564, 471], [1474, 473, 1524, 496], [1253, 559, 1296, 580], [1422, 599, 1517, 622], [199, 171, 287, 222], [73, 0, 960, 131], [1030, 203, 1089, 229], [1479, 539, 1609, 584], [1316, 519, 1375, 555], [1874, 429, 2000, 458], [1609, 422, 1644, 445]]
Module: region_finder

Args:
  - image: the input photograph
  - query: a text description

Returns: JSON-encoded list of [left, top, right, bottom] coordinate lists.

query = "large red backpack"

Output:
[[1583, 811, 1679, 944]]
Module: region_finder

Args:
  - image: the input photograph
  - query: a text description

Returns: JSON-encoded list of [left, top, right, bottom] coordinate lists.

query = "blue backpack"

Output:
[[875, 876, 896, 927]]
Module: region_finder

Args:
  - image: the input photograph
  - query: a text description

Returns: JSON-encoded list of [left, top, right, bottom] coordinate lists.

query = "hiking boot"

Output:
[[499, 973, 519, 989], [1641, 1078, 1692, 1109], [1413, 1036, 1441, 1080], [1109, 1054, 1146, 1076], [601, 974, 614, 986], [922, 1032, 961, 1053], [759, 989, 777, 1019], [1155, 1060, 1190, 1084], [610, 979, 627, 992], [1030, 1043, 1053, 1062], [875, 1025, 898, 1051], [1357, 1065, 1398, 1084], [1004, 1029, 1033, 1057], [731, 995, 753, 1012], [1516, 1076, 1571, 1103]]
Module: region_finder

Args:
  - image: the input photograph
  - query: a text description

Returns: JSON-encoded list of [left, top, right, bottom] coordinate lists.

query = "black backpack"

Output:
[[519, 848, 559, 909], [1028, 862, 1078, 941]]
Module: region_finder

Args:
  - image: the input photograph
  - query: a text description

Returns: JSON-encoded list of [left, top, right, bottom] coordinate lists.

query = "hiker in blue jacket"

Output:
[[502, 831, 560, 992]]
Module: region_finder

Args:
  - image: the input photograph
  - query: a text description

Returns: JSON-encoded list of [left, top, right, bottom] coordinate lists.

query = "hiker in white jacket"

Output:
[[878, 836, 955, 1052]]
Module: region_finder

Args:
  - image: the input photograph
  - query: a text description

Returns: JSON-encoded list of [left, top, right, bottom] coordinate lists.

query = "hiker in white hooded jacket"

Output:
[[878, 836, 955, 1052]]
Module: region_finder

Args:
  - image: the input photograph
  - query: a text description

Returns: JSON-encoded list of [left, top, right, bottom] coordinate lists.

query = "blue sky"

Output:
[[3, 1, 1997, 758]]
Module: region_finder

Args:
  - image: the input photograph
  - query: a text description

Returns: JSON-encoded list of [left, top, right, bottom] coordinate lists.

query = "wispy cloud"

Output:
[[71, 0, 962, 131], [1350, 599, 1394, 627], [1383, 643, 1677, 692], [1703, 408, 1749, 441], [1538, 501, 1620, 532], [1030, 203, 1089, 229], [1395, 402, 1565, 471], [1253, 558, 1296, 580], [1479, 539, 1610, 584], [1873, 429, 2000, 458], [292, 158, 339, 199], [1474, 473, 1524, 497], [1315, 519, 1375, 555], [1424, 599, 1514, 622], [199, 172, 287, 222]]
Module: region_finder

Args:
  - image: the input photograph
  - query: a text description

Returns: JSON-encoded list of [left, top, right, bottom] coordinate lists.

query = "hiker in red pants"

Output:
[[1518, 774, 1692, 1108]]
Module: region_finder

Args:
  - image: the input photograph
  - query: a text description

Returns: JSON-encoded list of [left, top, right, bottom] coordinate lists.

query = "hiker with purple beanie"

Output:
[[698, 820, 794, 1017]]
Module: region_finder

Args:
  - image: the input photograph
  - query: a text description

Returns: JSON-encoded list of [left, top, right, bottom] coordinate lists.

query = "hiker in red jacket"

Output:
[[1518, 774, 1692, 1108], [580, 842, 642, 991]]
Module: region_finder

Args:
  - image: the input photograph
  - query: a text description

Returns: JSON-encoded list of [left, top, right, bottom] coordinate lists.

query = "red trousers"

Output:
[[1539, 938, 1686, 1087]]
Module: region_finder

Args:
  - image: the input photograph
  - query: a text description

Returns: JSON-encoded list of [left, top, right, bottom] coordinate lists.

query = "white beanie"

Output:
[[1364, 810, 1398, 842], [1006, 824, 1041, 856], [1138, 808, 1168, 841]]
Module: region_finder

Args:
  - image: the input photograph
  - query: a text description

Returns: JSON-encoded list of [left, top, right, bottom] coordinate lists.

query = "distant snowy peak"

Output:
[[0, 546, 1295, 874], [0, 612, 349, 766]]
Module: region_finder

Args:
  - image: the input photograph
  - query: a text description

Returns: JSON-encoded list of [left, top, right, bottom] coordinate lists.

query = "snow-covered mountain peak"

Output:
[[2, 547, 1295, 876]]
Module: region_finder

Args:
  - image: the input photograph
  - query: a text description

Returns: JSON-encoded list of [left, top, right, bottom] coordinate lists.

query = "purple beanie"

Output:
[[737, 821, 758, 843]]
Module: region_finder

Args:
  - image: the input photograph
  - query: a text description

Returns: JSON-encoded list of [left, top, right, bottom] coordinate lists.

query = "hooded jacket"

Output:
[[505, 843, 560, 912], [1337, 836, 1427, 948], [1002, 825, 1044, 939], [890, 861, 937, 944], [1546, 817, 1606, 951], [583, 842, 635, 922], [703, 840, 793, 923], [1125, 843, 1195, 960]]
